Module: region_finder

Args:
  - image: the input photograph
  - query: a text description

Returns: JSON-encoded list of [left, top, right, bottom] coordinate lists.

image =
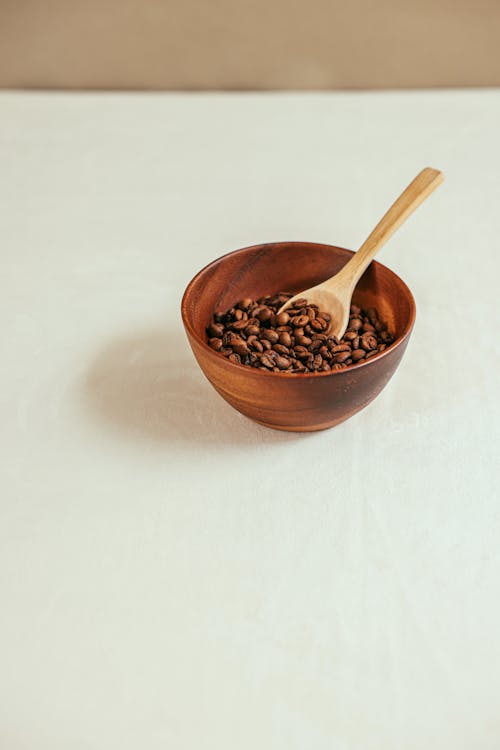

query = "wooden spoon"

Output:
[[279, 167, 444, 338]]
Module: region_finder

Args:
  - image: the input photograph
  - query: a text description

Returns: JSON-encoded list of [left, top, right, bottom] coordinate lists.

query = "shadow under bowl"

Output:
[[181, 242, 416, 432]]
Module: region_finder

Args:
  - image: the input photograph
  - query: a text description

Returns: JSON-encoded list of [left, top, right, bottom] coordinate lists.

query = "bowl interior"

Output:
[[183, 242, 415, 349]]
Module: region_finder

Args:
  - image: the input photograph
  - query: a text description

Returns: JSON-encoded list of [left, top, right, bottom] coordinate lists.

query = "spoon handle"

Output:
[[335, 167, 444, 288]]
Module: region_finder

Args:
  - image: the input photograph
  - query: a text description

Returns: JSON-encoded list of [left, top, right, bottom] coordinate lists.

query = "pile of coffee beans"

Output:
[[206, 292, 394, 373]]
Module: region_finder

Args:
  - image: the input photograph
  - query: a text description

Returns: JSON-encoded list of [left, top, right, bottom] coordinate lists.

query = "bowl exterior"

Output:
[[186, 329, 411, 431]]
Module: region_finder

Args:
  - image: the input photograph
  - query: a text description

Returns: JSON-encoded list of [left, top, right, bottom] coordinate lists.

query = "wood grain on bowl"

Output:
[[181, 242, 416, 432]]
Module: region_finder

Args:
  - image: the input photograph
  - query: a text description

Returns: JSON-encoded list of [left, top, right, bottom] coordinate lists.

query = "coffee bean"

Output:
[[238, 298, 253, 310], [207, 295, 394, 373], [312, 354, 323, 369], [233, 341, 249, 356], [248, 336, 264, 352], [331, 344, 351, 354], [261, 353, 275, 368], [279, 332, 292, 347], [294, 346, 310, 360], [275, 355, 292, 370], [208, 322, 224, 337], [275, 312, 290, 326], [310, 317, 328, 332], [333, 351, 351, 364], [361, 333, 378, 351], [231, 319, 249, 331], [295, 335, 312, 347], [257, 307, 273, 323], [245, 324, 260, 336], [262, 329, 279, 344], [351, 349, 366, 361], [349, 318, 363, 331], [208, 337, 223, 351], [273, 344, 290, 355]]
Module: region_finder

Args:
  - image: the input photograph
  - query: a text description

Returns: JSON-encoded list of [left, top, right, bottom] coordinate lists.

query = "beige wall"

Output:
[[1, 0, 499, 89]]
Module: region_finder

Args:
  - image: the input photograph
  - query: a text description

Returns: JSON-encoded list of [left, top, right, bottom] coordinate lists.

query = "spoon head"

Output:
[[279, 287, 351, 339]]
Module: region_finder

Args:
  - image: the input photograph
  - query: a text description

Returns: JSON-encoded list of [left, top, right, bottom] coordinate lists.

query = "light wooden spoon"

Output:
[[279, 167, 444, 338]]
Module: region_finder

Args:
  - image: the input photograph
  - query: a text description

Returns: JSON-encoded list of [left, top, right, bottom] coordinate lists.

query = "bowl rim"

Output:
[[181, 241, 416, 378]]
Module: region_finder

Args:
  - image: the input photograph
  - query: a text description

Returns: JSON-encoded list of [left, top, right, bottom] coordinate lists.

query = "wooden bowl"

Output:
[[181, 242, 416, 432]]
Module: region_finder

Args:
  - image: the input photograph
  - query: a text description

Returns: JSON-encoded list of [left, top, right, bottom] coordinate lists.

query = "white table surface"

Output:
[[1, 90, 499, 750]]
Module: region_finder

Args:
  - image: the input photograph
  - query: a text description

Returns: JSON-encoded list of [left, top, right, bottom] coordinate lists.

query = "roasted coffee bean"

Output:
[[256, 307, 273, 323], [233, 341, 249, 356], [310, 317, 328, 332], [331, 344, 351, 354], [262, 329, 279, 344], [260, 353, 276, 368], [245, 324, 260, 336], [275, 355, 292, 370], [231, 319, 249, 331], [238, 298, 253, 310], [208, 322, 224, 337], [295, 335, 312, 347], [208, 337, 223, 351], [333, 351, 351, 364], [361, 333, 378, 351], [273, 344, 290, 356], [348, 317, 363, 331], [275, 312, 290, 326], [207, 295, 394, 374], [312, 354, 323, 369], [247, 336, 264, 352], [278, 332, 292, 347], [294, 346, 310, 360]]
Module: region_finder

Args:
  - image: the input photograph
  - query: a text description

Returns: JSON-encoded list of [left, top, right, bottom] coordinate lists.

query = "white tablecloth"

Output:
[[1, 90, 499, 749]]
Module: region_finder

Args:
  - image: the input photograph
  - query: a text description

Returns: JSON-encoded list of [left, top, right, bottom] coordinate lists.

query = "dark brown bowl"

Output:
[[181, 242, 415, 432]]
